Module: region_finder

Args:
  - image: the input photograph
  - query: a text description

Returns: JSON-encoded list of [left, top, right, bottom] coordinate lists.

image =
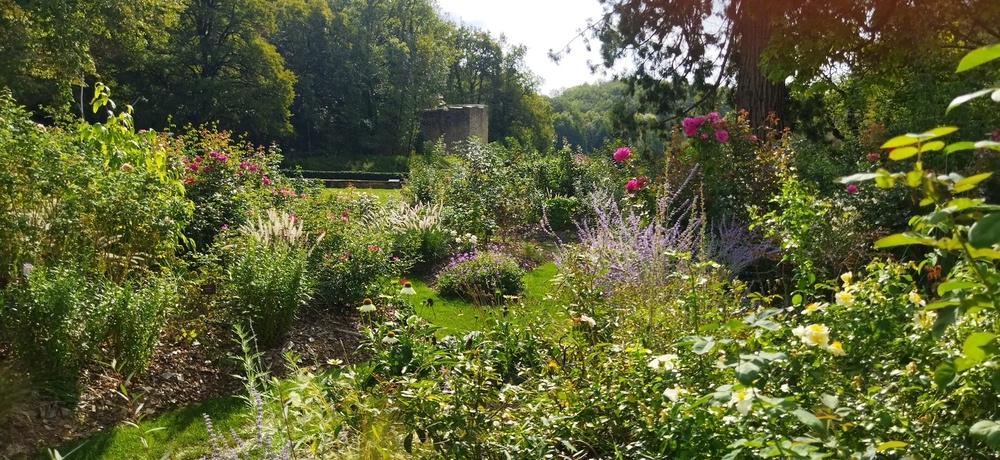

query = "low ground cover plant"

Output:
[[436, 249, 525, 305]]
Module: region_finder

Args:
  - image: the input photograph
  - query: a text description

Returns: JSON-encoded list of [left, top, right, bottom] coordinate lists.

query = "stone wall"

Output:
[[420, 104, 488, 150]]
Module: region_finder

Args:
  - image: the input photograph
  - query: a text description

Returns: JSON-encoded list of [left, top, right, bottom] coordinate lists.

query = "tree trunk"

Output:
[[731, 0, 789, 132]]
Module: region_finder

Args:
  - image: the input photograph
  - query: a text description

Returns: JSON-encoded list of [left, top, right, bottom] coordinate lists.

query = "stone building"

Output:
[[419, 104, 488, 151]]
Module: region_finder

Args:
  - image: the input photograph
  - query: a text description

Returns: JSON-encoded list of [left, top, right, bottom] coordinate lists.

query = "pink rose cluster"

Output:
[[182, 150, 271, 186], [613, 146, 632, 162], [682, 112, 729, 143], [625, 175, 648, 194]]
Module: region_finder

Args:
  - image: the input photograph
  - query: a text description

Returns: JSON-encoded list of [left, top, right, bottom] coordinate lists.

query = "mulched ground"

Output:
[[0, 307, 364, 459]]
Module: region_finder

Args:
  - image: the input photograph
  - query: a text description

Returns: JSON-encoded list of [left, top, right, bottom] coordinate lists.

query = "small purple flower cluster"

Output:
[[682, 112, 729, 143]]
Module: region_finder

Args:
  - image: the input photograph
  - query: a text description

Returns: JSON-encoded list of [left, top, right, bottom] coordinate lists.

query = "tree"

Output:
[[273, 0, 450, 157], [592, 0, 1000, 131], [444, 27, 554, 151], [0, 0, 180, 114], [108, 0, 296, 140], [548, 80, 625, 151]]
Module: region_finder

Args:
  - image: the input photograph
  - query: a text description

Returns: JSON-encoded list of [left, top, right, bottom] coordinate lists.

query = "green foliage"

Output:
[[2, 265, 108, 399], [407, 141, 545, 237], [543, 196, 578, 231], [436, 250, 526, 305], [0, 89, 191, 284], [310, 226, 404, 310], [548, 80, 625, 152], [105, 274, 179, 376], [115, 0, 296, 140]]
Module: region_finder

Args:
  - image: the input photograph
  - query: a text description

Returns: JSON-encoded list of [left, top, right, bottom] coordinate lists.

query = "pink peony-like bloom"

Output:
[[846, 184, 858, 194], [262, 176, 271, 186], [715, 130, 729, 143], [866, 152, 881, 161], [625, 178, 643, 193], [613, 146, 632, 162], [194, 156, 203, 163], [682, 117, 700, 136], [706, 112, 719, 122], [700, 133, 709, 140]]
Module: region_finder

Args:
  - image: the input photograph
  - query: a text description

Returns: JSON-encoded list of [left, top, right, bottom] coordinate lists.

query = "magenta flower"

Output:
[[846, 184, 858, 194], [715, 130, 729, 143], [613, 146, 632, 162], [866, 152, 881, 161], [262, 176, 271, 186], [194, 156, 203, 163], [700, 133, 709, 140], [682, 117, 700, 136], [706, 112, 720, 122], [625, 178, 641, 193], [747, 134, 758, 142]]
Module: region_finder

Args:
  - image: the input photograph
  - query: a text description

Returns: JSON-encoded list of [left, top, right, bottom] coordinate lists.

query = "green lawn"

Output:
[[318, 187, 402, 203], [56, 396, 247, 460], [410, 262, 567, 336]]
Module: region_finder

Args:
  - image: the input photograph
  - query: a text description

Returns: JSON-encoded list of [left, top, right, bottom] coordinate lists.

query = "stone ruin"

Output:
[[419, 104, 488, 151]]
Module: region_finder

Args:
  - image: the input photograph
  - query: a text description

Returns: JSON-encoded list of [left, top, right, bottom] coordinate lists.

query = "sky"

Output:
[[435, 0, 614, 95]]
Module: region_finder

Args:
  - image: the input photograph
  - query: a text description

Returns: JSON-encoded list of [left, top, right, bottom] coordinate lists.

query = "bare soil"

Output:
[[0, 308, 364, 459]]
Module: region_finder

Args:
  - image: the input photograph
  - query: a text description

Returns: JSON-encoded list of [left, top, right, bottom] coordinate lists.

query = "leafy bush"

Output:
[[310, 227, 403, 310], [104, 274, 179, 376], [436, 250, 525, 304], [407, 141, 543, 237], [542, 196, 578, 231], [164, 127, 282, 253], [2, 265, 108, 398], [0, 89, 190, 285]]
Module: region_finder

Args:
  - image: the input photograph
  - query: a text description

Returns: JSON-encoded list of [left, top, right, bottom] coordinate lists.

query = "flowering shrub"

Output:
[[682, 112, 729, 142], [668, 110, 789, 220], [310, 226, 404, 310], [165, 127, 282, 253], [436, 250, 525, 305], [0, 89, 190, 284]]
